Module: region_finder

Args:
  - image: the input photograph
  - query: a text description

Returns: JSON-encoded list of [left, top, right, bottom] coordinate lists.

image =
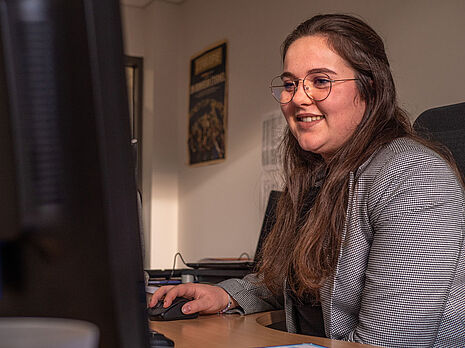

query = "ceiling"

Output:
[[121, 0, 185, 8]]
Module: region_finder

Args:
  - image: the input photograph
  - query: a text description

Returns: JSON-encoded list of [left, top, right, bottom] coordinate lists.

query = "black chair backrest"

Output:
[[254, 190, 281, 263], [413, 102, 465, 177]]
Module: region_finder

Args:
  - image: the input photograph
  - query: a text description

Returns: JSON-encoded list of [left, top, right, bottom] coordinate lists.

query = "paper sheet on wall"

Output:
[[262, 110, 286, 171], [260, 110, 286, 216]]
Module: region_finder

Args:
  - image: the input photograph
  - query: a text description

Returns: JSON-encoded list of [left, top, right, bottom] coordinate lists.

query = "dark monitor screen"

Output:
[[0, 0, 149, 347]]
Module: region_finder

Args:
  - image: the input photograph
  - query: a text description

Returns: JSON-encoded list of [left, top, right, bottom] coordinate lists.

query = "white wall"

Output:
[[122, 0, 465, 269], [122, 1, 181, 268]]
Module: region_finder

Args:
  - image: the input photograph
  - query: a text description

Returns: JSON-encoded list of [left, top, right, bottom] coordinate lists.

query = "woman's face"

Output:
[[281, 35, 366, 161]]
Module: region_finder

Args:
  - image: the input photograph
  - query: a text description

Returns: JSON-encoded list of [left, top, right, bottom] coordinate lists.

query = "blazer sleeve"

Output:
[[347, 149, 465, 346], [217, 273, 284, 315]]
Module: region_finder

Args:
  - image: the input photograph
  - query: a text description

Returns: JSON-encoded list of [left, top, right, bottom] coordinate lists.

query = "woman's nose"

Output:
[[292, 80, 313, 105]]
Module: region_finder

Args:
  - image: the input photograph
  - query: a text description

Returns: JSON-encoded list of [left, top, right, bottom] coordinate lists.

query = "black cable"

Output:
[[169, 252, 188, 280], [238, 252, 250, 260]]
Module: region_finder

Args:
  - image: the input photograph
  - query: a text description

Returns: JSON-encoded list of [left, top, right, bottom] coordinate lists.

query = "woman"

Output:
[[150, 14, 465, 347]]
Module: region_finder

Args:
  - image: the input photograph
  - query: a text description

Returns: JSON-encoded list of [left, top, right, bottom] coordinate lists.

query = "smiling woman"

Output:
[[278, 34, 365, 159], [148, 14, 465, 348]]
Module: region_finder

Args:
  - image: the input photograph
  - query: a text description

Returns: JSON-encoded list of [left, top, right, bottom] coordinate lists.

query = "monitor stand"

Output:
[[149, 329, 174, 347]]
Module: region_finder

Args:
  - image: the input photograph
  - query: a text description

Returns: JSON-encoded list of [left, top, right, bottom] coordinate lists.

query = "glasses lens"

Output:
[[303, 73, 331, 101], [270, 76, 294, 104]]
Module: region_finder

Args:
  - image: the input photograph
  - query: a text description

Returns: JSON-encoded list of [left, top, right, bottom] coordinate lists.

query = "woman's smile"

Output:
[[296, 113, 325, 123]]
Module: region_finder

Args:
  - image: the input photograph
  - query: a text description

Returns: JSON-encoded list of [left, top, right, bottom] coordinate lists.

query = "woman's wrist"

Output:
[[219, 293, 233, 313]]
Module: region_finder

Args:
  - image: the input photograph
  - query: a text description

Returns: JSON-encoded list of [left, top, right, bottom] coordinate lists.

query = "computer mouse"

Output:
[[147, 297, 199, 321]]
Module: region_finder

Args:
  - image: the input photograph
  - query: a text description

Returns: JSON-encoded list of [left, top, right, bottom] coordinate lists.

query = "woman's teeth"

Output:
[[300, 115, 325, 122]]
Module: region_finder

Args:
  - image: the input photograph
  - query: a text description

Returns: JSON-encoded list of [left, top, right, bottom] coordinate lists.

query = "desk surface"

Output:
[[149, 310, 378, 348]]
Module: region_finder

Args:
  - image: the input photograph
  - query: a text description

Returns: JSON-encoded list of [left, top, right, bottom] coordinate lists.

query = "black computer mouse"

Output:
[[147, 297, 199, 321]]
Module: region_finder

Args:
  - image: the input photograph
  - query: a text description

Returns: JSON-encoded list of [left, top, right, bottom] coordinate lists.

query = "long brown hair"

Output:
[[257, 14, 462, 299]]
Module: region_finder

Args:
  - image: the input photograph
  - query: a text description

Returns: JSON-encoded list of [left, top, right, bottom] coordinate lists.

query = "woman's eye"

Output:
[[283, 82, 295, 92], [313, 77, 331, 88]]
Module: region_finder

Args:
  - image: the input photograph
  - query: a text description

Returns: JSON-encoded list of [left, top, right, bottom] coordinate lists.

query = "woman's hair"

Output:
[[257, 14, 462, 299]]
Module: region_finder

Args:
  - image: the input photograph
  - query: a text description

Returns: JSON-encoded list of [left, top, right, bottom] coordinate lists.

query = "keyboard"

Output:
[[149, 329, 174, 347]]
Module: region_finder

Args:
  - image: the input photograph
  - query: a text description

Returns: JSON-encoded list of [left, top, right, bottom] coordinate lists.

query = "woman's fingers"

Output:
[[181, 297, 210, 314], [161, 284, 195, 307], [149, 284, 197, 308], [149, 283, 232, 315], [181, 285, 231, 314], [148, 285, 175, 307]]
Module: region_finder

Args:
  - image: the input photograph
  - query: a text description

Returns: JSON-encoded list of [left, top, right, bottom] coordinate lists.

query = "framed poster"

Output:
[[188, 41, 227, 166]]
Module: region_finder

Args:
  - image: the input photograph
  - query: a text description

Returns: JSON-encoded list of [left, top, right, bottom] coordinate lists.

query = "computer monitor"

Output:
[[0, 1, 149, 347]]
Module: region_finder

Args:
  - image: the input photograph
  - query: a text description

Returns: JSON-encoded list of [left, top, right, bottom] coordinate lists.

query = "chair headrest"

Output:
[[414, 102, 465, 132], [413, 102, 465, 177]]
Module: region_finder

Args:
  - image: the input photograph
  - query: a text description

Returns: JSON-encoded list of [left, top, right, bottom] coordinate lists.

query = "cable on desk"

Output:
[[169, 252, 189, 280], [238, 252, 250, 260]]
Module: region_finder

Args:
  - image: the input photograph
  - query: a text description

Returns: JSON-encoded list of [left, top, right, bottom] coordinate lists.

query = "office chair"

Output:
[[413, 102, 465, 177]]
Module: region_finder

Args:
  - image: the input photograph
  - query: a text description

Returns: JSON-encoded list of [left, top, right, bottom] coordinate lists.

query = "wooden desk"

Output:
[[149, 310, 378, 348]]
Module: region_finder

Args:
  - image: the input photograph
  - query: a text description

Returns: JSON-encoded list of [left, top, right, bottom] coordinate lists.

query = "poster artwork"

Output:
[[188, 41, 227, 166]]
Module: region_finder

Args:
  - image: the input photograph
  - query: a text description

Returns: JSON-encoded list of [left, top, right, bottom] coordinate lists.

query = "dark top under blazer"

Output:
[[219, 137, 465, 348]]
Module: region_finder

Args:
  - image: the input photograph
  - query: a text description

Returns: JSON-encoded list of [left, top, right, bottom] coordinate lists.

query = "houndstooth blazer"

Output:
[[219, 137, 465, 348]]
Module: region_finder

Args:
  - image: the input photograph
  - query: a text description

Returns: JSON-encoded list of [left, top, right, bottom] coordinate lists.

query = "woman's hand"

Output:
[[148, 283, 236, 315]]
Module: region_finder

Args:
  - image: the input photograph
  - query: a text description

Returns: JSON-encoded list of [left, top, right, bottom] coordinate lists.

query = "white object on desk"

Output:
[[181, 274, 195, 283], [0, 317, 99, 348], [146, 285, 159, 294]]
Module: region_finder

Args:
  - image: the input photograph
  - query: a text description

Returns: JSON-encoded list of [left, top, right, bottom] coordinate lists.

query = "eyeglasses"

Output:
[[270, 72, 359, 104]]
